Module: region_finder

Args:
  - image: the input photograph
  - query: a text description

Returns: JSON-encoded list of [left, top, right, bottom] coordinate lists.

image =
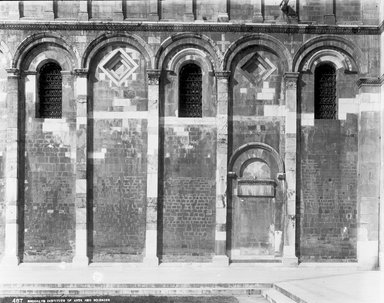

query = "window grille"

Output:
[[179, 63, 202, 117], [315, 64, 336, 119], [38, 62, 62, 118]]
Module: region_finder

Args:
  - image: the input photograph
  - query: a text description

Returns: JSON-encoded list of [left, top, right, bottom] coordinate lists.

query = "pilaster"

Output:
[[252, 0, 264, 23], [143, 69, 161, 266], [1, 69, 20, 267], [72, 68, 89, 266], [356, 80, 381, 269], [44, 0, 55, 20], [217, 0, 229, 22], [7, 1, 20, 20], [149, 0, 159, 21], [113, 0, 124, 21], [183, 0, 195, 22], [78, 0, 89, 21], [380, 77, 384, 271], [282, 72, 299, 266], [212, 71, 230, 266], [324, 0, 336, 24]]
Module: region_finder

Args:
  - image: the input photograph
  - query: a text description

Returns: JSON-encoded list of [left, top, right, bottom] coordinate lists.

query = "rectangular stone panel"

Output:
[[238, 182, 275, 197]]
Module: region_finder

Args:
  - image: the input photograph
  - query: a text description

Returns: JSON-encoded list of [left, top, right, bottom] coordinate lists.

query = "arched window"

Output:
[[179, 63, 202, 117], [38, 62, 62, 118], [315, 63, 336, 119]]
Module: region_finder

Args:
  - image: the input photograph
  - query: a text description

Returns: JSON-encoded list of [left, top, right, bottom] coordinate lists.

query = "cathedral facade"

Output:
[[0, 0, 383, 270]]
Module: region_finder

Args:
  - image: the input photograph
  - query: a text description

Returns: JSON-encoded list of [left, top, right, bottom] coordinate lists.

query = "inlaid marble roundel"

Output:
[[98, 48, 139, 86]]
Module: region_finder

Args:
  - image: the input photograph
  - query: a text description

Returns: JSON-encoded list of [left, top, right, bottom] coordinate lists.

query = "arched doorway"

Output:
[[228, 143, 285, 261]]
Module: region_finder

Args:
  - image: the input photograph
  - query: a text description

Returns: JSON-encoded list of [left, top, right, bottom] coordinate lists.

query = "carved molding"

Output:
[[283, 72, 299, 90], [74, 68, 89, 77], [147, 69, 161, 85], [6, 68, 20, 77], [215, 71, 231, 79], [0, 21, 379, 35]]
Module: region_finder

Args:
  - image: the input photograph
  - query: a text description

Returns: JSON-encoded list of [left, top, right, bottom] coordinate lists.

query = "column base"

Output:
[[252, 14, 264, 23], [143, 256, 159, 267], [379, 252, 384, 271], [282, 256, 298, 267], [0, 254, 19, 267], [72, 255, 89, 267], [212, 255, 229, 266], [183, 13, 195, 22], [217, 13, 229, 22], [78, 12, 89, 21], [44, 12, 55, 20], [324, 14, 336, 25], [149, 13, 159, 21], [113, 12, 124, 21]]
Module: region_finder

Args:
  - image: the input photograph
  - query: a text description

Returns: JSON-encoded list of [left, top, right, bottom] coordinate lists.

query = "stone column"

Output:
[[72, 69, 89, 266], [380, 79, 384, 271], [252, 0, 264, 22], [184, 0, 194, 22], [149, 0, 159, 21], [1, 69, 20, 267], [78, 0, 89, 20], [217, 0, 229, 22], [212, 71, 230, 265], [143, 69, 161, 266], [7, 1, 20, 20], [282, 72, 299, 266]]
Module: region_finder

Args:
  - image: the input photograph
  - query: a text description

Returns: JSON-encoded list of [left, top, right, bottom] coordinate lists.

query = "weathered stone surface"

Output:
[[0, 0, 381, 266]]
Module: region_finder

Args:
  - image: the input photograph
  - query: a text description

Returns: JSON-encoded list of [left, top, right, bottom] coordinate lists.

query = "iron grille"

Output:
[[315, 64, 336, 119], [39, 62, 62, 118], [179, 63, 202, 117]]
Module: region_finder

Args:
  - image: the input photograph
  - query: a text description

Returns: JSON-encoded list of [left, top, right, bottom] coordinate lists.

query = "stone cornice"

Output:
[[0, 20, 380, 35], [379, 20, 384, 33], [356, 75, 384, 88], [73, 68, 89, 77]]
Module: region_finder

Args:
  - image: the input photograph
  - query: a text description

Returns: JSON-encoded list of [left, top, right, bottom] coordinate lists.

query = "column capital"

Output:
[[74, 68, 89, 77], [215, 71, 231, 79], [284, 72, 300, 90], [6, 68, 20, 77], [147, 69, 161, 85], [283, 72, 300, 81]]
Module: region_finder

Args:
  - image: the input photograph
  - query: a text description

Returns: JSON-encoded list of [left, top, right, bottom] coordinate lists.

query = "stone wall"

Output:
[[0, 0, 379, 24], [0, 52, 7, 260], [0, 0, 381, 265]]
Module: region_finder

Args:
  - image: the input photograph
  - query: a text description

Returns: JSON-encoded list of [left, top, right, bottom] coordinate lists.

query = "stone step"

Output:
[[0, 283, 272, 289], [262, 288, 298, 303], [0, 287, 269, 296]]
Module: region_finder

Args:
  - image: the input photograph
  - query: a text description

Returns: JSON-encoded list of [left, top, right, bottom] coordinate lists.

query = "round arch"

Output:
[[293, 35, 362, 74], [13, 32, 79, 70], [228, 142, 285, 175], [82, 33, 154, 70], [24, 46, 74, 72], [155, 32, 222, 72], [223, 33, 292, 72], [169, 48, 214, 72]]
